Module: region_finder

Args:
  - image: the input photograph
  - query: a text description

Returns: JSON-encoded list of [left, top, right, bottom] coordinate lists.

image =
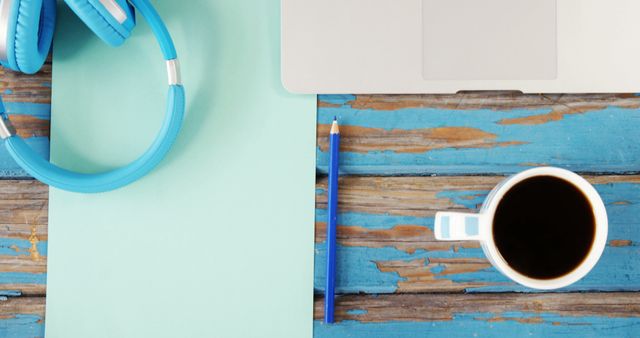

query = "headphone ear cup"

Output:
[[64, 0, 135, 47], [2, 0, 56, 74]]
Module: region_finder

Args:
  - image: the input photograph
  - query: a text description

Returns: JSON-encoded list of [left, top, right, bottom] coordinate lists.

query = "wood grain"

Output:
[[316, 175, 640, 217], [314, 293, 640, 337], [313, 293, 640, 323], [0, 292, 638, 338], [314, 175, 640, 293], [0, 59, 51, 104], [0, 181, 48, 296], [0, 296, 44, 337], [332, 93, 640, 120], [0, 296, 44, 316], [317, 94, 640, 175]]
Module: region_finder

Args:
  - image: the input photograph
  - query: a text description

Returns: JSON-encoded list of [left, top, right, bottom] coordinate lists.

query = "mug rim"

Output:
[[480, 167, 608, 290]]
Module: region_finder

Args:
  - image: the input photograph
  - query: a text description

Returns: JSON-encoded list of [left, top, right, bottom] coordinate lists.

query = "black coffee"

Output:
[[492, 176, 595, 280]]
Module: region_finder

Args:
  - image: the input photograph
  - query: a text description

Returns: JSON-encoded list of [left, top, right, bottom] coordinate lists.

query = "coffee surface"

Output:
[[492, 176, 595, 279]]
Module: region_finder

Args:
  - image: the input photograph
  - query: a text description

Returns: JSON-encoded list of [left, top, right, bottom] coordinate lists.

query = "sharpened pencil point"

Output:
[[330, 119, 340, 134]]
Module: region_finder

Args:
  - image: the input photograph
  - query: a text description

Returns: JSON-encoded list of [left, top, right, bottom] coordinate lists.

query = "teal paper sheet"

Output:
[[45, 1, 316, 337]]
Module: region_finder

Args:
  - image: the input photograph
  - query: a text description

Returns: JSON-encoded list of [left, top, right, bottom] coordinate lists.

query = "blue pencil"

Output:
[[325, 117, 340, 324]]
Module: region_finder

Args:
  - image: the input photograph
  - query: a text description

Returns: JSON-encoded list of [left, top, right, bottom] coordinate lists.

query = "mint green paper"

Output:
[[45, 1, 316, 337]]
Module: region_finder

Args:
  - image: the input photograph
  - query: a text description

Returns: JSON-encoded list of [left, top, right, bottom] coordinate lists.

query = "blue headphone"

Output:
[[0, 0, 184, 193]]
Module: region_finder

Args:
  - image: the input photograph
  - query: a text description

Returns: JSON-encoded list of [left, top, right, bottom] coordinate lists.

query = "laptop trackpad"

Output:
[[422, 0, 557, 81]]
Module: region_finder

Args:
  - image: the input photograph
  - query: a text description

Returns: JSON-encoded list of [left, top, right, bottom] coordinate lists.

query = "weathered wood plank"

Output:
[[314, 176, 640, 293], [314, 292, 640, 322], [317, 93, 640, 175], [1, 293, 638, 338], [0, 296, 44, 337], [0, 59, 51, 104], [314, 293, 640, 337], [0, 181, 48, 296]]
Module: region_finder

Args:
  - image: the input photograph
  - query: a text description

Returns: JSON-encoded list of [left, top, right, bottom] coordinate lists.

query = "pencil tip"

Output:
[[333, 116, 337, 121], [330, 119, 340, 134]]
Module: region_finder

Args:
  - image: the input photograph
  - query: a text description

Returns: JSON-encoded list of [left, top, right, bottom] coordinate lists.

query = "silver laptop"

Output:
[[282, 0, 640, 94]]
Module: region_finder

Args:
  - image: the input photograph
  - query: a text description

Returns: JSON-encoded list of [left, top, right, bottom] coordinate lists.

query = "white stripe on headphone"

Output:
[[0, 0, 13, 62], [98, 0, 127, 24], [167, 59, 181, 85]]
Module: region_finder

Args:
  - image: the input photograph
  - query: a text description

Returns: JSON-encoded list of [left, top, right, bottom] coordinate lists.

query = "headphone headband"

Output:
[[0, 0, 185, 193]]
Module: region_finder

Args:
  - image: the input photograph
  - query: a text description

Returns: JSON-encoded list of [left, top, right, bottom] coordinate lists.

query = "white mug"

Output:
[[434, 167, 608, 290]]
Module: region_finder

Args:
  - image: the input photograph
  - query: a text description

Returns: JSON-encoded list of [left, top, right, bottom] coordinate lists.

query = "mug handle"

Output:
[[434, 212, 485, 241]]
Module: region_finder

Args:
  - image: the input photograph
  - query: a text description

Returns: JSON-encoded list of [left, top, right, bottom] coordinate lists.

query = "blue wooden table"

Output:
[[313, 94, 640, 336], [0, 65, 639, 336]]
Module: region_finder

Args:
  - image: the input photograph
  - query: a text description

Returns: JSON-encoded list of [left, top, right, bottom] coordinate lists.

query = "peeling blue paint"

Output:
[[436, 190, 488, 210], [430, 265, 446, 275], [314, 313, 640, 337], [315, 181, 640, 293], [346, 309, 368, 316], [316, 209, 433, 230], [0, 314, 44, 338], [318, 103, 640, 175], [0, 290, 21, 297], [315, 245, 407, 294], [314, 242, 499, 293], [0, 272, 45, 285], [0, 238, 48, 257], [3, 102, 50, 119]]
